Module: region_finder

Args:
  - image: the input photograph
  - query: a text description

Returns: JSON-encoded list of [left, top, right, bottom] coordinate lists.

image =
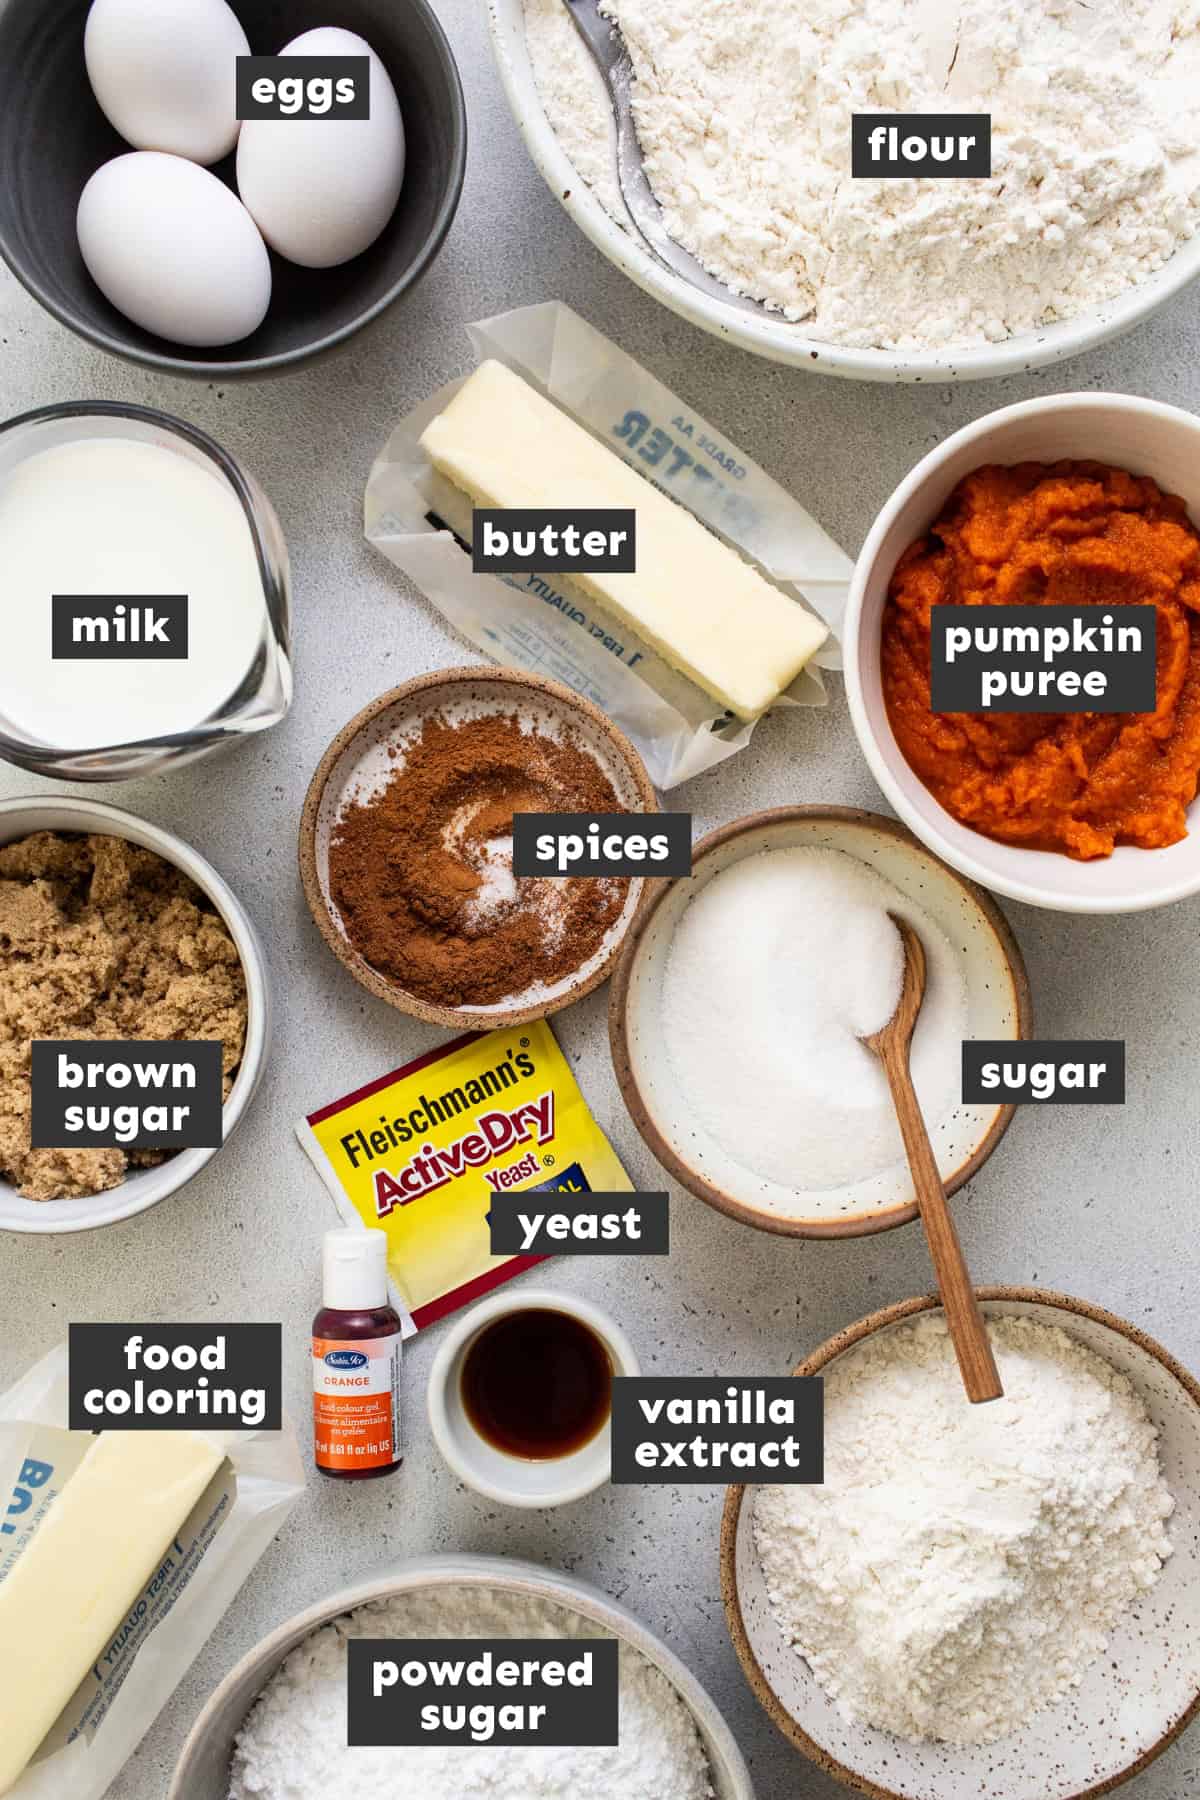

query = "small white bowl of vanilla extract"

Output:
[[427, 1290, 639, 1507]]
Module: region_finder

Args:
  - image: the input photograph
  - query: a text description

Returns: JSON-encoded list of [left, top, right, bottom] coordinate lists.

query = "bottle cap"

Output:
[[322, 1228, 388, 1312]]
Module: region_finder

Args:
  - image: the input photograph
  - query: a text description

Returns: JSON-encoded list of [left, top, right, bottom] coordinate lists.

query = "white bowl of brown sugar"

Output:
[[0, 795, 269, 1234], [299, 666, 659, 1030]]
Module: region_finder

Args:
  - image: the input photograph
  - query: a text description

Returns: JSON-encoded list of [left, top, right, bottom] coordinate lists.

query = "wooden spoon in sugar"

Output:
[[861, 914, 1003, 1404]]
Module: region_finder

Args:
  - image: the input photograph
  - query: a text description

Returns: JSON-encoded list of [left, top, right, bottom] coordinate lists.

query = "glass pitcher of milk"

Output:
[[0, 401, 292, 779]]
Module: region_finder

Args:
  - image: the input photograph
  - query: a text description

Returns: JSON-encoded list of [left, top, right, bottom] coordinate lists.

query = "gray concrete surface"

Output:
[[3, 2, 1200, 1795]]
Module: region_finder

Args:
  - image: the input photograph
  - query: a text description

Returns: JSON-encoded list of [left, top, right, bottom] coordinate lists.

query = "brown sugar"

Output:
[[0, 831, 248, 1201], [327, 710, 630, 1008]]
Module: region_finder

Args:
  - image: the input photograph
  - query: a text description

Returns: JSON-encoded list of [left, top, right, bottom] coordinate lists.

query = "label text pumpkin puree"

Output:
[[882, 462, 1200, 860]]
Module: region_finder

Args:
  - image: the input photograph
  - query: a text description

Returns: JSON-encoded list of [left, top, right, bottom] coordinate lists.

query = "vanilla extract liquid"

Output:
[[461, 1308, 612, 1459]]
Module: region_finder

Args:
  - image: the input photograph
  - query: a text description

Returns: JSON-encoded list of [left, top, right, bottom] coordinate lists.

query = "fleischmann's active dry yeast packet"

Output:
[[296, 1021, 631, 1335]]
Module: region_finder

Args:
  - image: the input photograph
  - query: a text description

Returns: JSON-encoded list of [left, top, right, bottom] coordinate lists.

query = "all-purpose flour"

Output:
[[525, 0, 1200, 350], [754, 1315, 1174, 1745], [229, 1585, 713, 1798]]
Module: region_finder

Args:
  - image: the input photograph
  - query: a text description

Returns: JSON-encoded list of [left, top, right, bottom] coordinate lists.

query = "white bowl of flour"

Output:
[[722, 1289, 1200, 1799], [490, 0, 1200, 381], [169, 1554, 753, 1800]]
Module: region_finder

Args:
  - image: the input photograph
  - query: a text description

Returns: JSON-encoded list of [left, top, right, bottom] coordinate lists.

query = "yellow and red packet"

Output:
[[297, 1020, 631, 1335]]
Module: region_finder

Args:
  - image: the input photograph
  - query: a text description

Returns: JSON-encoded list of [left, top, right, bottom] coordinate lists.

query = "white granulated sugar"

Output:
[[465, 834, 519, 923], [442, 803, 520, 925], [754, 1315, 1174, 1745], [524, 0, 1200, 350], [228, 1585, 713, 1799], [660, 847, 965, 1192]]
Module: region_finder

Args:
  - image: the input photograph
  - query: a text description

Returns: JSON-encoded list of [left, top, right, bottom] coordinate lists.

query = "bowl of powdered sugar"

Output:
[[722, 1288, 1200, 1799], [169, 1553, 753, 1800], [493, 0, 1200, 380], [610, 807, 1029, 1236]]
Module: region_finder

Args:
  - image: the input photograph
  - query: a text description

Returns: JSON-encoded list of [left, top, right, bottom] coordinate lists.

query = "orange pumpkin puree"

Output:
[[881, 461, 1200, 861]]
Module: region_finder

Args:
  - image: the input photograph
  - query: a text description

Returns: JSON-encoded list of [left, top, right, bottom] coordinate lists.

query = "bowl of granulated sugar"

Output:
[[609, 806, 1029, 1237], [722, 1288, 1200, 1799]]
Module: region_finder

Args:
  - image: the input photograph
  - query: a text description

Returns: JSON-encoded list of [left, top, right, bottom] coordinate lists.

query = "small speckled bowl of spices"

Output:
[[300, 667, 658, 1029]]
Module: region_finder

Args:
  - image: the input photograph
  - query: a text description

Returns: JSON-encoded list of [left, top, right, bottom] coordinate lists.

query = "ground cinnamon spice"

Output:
[[328, 710, 629, 1008]]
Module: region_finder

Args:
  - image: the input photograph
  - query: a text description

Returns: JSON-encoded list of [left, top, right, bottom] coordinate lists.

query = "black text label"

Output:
[[69, 1323, 281, 1431], [348, 1639, 619, 1747], [931, 605, 1156, 713], [611, 1377, 823, 1484], [52, 595, 187, 660], [490, 1191, 669, 1256], [473, 509, 636, 574], [237, 56, 369, 119], [963, 1041, 1125, 1105], [30, 1040, 223, 1150], [512, 812, 691, 877], [852, 114, 991, 177]]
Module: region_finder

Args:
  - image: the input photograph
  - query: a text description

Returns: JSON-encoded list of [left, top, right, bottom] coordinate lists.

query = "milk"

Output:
[[0, 437, 269, 750]]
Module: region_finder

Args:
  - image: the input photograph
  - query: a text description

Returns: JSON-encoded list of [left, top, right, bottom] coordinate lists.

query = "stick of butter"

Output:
[[419, 360, 828, 720], [0, 1430, 223, 1794]]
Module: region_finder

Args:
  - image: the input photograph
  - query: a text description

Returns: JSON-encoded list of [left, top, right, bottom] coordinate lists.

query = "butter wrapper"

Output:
[[0, 1347, 305, 1800], [297, 1018, 632, 1335], [364, 300, 853, 788]]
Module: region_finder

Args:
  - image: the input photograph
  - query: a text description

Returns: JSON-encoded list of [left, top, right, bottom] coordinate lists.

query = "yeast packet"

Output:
[[297, 1019, 632, 1335]]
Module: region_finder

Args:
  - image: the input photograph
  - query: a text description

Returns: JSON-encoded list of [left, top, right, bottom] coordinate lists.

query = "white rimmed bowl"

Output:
[[844, 392, 1200, 912], [484, 0, 1200, 383], [169, 1553, 755, 1799], [427, 1287, 640, 1507], [0, 795, 268, 1234], [610, 807, 1029, 1237], [722, 1288, 1200, 1800]]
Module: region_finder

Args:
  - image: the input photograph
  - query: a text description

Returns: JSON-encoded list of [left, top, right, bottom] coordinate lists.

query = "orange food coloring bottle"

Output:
[[312, 1229, 402, 1480]]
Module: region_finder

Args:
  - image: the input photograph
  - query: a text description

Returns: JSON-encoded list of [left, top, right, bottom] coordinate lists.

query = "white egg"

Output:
[[85, 0, 249, 166], [236, 26, 405, 269], [77, 153, 272, 348]]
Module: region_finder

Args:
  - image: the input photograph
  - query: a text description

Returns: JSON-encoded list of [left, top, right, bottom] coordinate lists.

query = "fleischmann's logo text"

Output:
[[333, 1046, 557, 1217], [338, 1045, 536, 1168]]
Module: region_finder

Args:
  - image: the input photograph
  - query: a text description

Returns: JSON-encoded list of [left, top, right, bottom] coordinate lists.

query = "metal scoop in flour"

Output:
[[564, 0, 765, 312]]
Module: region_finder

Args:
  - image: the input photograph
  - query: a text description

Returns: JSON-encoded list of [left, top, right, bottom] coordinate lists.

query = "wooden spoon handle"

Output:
[[877, 1036, 1003, 1404]]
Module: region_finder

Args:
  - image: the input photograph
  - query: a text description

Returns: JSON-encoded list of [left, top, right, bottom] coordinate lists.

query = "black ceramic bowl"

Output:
[[0, 0, 467, 377]]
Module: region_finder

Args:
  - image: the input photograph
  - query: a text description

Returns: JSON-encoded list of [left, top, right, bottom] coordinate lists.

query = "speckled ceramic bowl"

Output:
[[722, 1289, 1200, 1800], [609, 807, 1030, 1237], [169, 1553, 755, 1799], [300, 666, 658, 1030]]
